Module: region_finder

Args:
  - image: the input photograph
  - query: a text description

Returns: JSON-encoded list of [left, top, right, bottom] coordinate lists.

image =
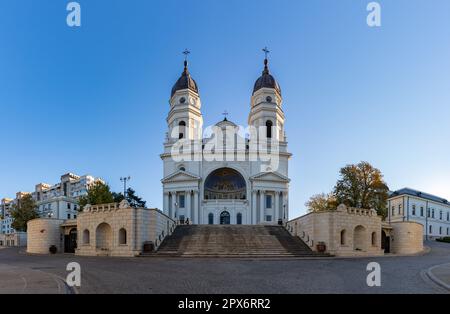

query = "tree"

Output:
[[78, 181, 115, 211], [305, 193, 338, 212], [333, 161, 389, 218], [10, 194, 39, 232], [113, 188, 146, 208]]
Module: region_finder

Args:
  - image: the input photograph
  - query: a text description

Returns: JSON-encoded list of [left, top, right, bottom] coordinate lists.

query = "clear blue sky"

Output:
[[1, 0, 449, 218]]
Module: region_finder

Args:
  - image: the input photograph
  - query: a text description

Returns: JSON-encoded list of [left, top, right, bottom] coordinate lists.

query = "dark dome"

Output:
[[252, 59, 281, 96], [171, 61, 199, 97]]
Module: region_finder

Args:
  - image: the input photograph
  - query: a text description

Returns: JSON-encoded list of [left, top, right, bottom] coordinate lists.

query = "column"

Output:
[[252, 191, 257, 225], [193, 190, 199, 224], [275, 191, 280, 224], [259, 190, 265, 224], [164, 192, 169, 217], [171, 192, 177, 220], [186, 191, 191, 222]]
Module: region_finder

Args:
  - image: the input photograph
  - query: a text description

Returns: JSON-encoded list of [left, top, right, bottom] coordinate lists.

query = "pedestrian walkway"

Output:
[[0, 264, 70, 294], [427, 263, 450, 291]]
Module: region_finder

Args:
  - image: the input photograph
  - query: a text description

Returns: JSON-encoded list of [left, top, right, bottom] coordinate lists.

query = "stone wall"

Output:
[[27, 219, 64, 254], [76, 201, 176, 257], [287, 205, 384, 257], [390, 221, 423, 254]]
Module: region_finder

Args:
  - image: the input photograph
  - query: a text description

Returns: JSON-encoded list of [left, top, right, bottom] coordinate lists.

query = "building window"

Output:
[[74, 205, 77, 211], [266, 120, 273, 138], [265, 195, 272, 209], [119, 228, 127, 245], [67, 214, 71, 219], [237, 213, 242, 225], [412, 205, 416, 216], [427, 209, 430, 218], [432, 209, 435, 219], [439, 227, 442, 235], [398, 204, 402, 215], [67, 203, 71, 210], [447, 212, 450, 221], [391, 206, 395, 216], [447, 228, 449, 235], [440, 211, 443, 220], [340, 230, 346, 245], [208, 213, 214, 225], [420, 207, 424, 217], [429, 225, 433, 234], [266, 215, 272, 222], [179, 194, 185, 208]]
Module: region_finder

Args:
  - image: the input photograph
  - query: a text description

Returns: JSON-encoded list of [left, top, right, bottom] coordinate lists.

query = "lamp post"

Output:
[[120, 176, 131, 198]]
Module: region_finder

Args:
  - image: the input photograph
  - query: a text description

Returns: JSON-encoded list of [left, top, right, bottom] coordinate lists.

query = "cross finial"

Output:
[[183, 49, 191, 61], [222, 110, 229, 121], [262, 47, 270, 60]]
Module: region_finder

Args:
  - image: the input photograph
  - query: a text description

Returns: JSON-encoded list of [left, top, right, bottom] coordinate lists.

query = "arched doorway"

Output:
[[381, 230, 390, 253], [353, 225, 367, 251], [64, 228, 77, 253], [220, 211, 231, 225], [96, 223, 112, 250], [204, 168, 247, 200]]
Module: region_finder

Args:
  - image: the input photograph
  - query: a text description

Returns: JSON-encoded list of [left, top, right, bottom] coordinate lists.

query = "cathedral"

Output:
[[161, 54, 291, 225]]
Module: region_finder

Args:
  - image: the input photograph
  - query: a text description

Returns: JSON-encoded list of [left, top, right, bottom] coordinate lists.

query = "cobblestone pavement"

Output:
[[1, 241, 449, 294]]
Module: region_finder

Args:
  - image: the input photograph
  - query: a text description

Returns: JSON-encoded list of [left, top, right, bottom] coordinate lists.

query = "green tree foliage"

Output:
[[113, 188, 146, 208], [10, 194, 39, 232], [333, 161, 389, 218], [305, 193, 338, 212], [78, 181, 115, 211]]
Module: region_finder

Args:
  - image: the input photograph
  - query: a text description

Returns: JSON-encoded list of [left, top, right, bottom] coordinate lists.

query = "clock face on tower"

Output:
[[266, 96, 272, 103], [180, 97, 186, 104]]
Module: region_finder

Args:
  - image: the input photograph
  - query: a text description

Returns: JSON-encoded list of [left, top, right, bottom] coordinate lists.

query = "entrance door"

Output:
[[64, 229, 78, 253], [220, 211, 231, 225], [381, 231, 390, 253]]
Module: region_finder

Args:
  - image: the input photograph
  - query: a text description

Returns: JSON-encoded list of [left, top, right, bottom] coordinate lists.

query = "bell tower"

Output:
[[166, 50, 203, 143], [248, 48, 286, 142]]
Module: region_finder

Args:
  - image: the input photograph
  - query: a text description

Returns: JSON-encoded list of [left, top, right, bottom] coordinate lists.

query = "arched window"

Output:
[[178, 121, 186, 139], [266, 120, 273, 138], [429, 225, 433, 234], [83, 229, 90, 245], [340, 230, 346, 245], [371, 232, 377, 246], [208, 213, 214, 225], [119, 228, 127, 245], [237, 213, 242, 225]]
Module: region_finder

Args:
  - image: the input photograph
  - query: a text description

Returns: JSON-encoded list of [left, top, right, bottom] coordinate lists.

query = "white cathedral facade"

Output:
[[161, 56, 291, 225]]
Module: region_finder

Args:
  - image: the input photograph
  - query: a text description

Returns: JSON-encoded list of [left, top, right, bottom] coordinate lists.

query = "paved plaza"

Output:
[[0, 242, 449, 294]]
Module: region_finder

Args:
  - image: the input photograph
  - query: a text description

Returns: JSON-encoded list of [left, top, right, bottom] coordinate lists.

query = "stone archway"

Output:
[[353, 225, 367, 251], [96, 223, 112, 250]]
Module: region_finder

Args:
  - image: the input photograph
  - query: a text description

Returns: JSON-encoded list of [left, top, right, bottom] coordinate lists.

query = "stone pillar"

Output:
[[171, 192, 177, 220], [275, 191, 280, 224], [259, 190, 265, 224], [186, 191, 191, 222], [193, 190, 199, 224], [252, 191, 257, 225], [164, 192, 169, 217]]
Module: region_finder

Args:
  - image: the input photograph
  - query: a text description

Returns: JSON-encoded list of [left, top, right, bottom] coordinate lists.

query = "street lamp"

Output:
[[120, 176, 131, 198]]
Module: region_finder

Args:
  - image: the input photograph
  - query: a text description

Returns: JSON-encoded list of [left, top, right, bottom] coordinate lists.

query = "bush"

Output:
[[436, 237, 450, 243]]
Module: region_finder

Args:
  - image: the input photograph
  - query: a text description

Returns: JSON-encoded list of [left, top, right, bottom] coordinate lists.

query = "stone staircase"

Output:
[[152, 225, 331, 258]]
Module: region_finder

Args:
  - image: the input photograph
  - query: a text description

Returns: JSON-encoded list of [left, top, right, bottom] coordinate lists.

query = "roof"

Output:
[[252, 58, 281, 96], [171, 61, 199, 97], [389, 188, 449, 205]]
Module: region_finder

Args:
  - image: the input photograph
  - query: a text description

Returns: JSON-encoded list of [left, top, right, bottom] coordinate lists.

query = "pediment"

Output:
[[161, 170, 201, 183], [250, 171, 290, 183]]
